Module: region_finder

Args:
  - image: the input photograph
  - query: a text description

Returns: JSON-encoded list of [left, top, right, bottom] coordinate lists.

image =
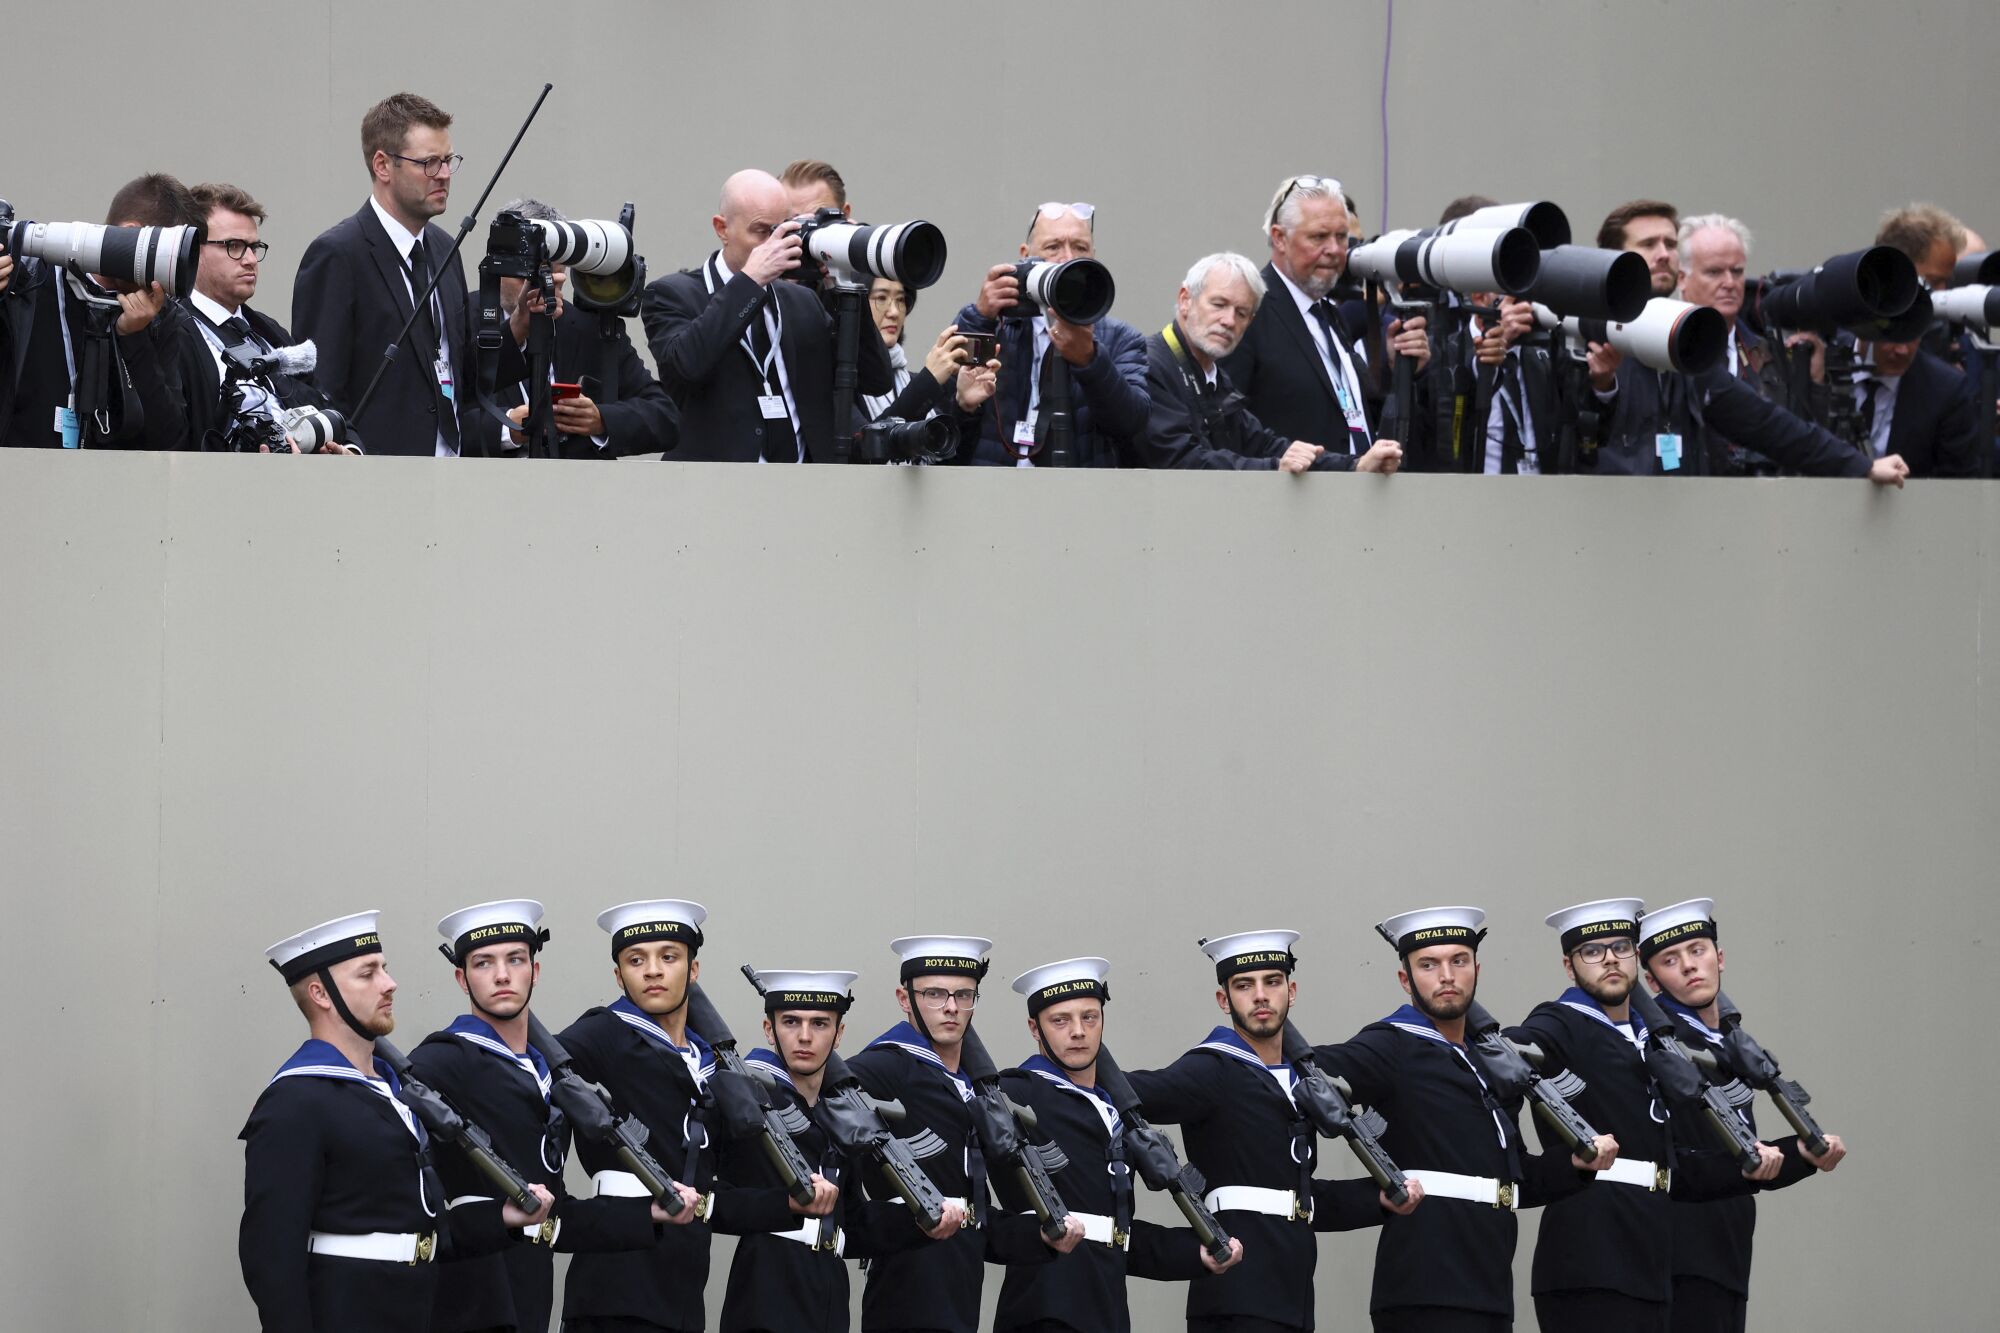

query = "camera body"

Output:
[[998, 257, 1116, 324], [483, 208, 643, 312], [855, 415, 956, 465], [483, 209, 550, 281]]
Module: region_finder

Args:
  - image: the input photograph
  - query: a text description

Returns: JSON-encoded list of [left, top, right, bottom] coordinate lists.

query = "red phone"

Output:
[[551, 381, 583, 403]]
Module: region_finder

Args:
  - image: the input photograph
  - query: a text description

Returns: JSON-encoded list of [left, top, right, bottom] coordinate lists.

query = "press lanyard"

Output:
[[705, 256, 799, 437]]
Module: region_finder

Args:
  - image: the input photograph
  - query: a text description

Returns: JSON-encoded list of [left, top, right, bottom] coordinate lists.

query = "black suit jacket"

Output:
[[495, 305, 679, 459], [1, 257, 189, 449], [1220, 261, 1384, 455], [640, 255, 893, 462], [292, 202, 517, 456], [166, 301, 340, 451], [1881, 349, 1981, 477]]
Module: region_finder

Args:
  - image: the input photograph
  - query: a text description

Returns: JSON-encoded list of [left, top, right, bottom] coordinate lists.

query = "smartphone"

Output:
[[551, 382, 583, 403]]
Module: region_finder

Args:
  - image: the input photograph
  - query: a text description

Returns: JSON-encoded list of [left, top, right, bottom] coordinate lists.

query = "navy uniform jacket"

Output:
[[557, 998, 798, 1330], [238, 1039, 514, 1332], [716, 1048, 932, 1333], [408, 1015, 658, 1333], [1316, 1007, 1592, 1319], [843, 1022, 1056, 1333], [1508, 990, 1769, 1305], [1655, 996, 1816, 1298], [944, 301, 1150, 467], [992, 1056, 1207, 1333], [1127, 1027, 1386, 1332]]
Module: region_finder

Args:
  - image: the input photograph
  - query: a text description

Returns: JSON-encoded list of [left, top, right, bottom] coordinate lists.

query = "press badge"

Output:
[[1013, 412, 1037, 447], [1656, 432, 1682, 472], [758, 394, 788, 420], [55, 398, 81, 448], [435, 357, 456, 403]]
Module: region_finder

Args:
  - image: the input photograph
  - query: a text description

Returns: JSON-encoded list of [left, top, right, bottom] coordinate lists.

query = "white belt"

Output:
[[773, 1216, 846, 1255], [1068, 1211, 1129, 1249], [591, 1170, 714, 1219], [446, 1194, 563, 1247], [1204, 1185, 1309, 1221], [897, 1194, 980, 1229], [1598, 1157, 1671, 1191], [307, 1230, 437, 1264], [1404, 1170, 1518, 1210]]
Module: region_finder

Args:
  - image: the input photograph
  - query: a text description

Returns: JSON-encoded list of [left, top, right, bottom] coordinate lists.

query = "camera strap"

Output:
[[57, 273, 124, 441]]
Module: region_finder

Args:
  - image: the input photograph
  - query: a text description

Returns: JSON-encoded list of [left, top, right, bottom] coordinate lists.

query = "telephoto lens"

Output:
[[5, 218, 206, 299], [1007, 258, 1116, 323], [1758, 246, 1920, 337], [1534, 297, 1728, 374], [1523, 246, 1650, 323], [1931, 284, 2000, 331], [1438, 201, 1571, 250], [282, 406, 349, 452], [803, 215, 949, 289], [532, 216, 642, 309], [1348, 225, 1541, 297], [1953, 251, 2000, 287]]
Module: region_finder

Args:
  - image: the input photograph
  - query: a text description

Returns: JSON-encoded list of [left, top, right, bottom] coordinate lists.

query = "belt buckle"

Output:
[[533, 1218, 557, 1246], [1112, 1225, 1129, 1249], [1289, 1194, 1309, 1223], [693, 1192, 714, 1221], [1495, 1182, 1515, 1210], [1653, 1166, 1670, 1192], [410, 1232, 437, 1265]]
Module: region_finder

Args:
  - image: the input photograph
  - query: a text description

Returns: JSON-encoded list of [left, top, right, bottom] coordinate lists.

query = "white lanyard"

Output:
[[704, 256, 801, 444], [54, 278, 78, 393]]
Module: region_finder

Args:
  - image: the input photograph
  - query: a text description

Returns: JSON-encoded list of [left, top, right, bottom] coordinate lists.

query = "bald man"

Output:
[[640, 168, 895, 462]]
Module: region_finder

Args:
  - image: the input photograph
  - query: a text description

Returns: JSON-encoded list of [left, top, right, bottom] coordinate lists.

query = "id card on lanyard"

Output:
[[704, 258, 799, 439], [1320, 317, 1372, 454], [52, 280, 85, 446]]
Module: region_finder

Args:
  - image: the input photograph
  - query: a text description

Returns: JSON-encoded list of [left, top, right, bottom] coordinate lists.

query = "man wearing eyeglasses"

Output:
[[946, 201, 1151, 467], [1507, 900, 1785, 1333], [844, 936, 1078, 1333], [294, 92, 526, 456], [168, 182, 357, 453]]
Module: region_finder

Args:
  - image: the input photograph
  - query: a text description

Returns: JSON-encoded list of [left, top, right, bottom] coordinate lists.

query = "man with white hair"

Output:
[[641, 168, 894, 462], [1142, 251, 1402, 472], [1676, 213, 1794, 473], [1221, 174, 1428, 463]]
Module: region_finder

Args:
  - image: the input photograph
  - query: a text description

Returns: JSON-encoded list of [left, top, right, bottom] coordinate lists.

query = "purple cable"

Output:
[[1379, 0, 1395, 231]]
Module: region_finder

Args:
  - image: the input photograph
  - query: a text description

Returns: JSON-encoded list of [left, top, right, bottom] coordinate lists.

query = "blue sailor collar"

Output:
[[609, 995, 717, 1076], [1193, 1024, 1286, 1070], [270, 1038, 424, 1143], [747, 1046, 798, 1089], [1020, 1052, 1123, 1134], [1654, 994, 1723, 1044], [1557, 986, 1649, 1043], [446, 1013, 554, 1098], [1383, 1003, 1466, 1047], [865, 1020, 974, 1098]]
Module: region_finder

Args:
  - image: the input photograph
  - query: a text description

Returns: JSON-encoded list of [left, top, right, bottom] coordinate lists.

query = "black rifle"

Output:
[[524, 1012, 687, 1216], [1460, 1000, 1606, 1163], [738, 966, 947, 1231], [1094, 1043, 1233, 1262], [685, 981, 817, 1205], [1625, 985, 1764, 1173], [373, 1037, 540, 1213], [1705, 991, 1830, 1156], [1279, 1020, 1410, 1206], [959, 1023, 1073, 1241]]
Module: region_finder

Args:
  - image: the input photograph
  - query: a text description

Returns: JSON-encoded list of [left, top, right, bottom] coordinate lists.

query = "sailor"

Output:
[[407, 899, 670, 1333], [1312, 906, 1619, 1332], [844, 935, 1082, 1333], [239, 910, 552, 1332], [1638, 899, 1845, 1333], [992, 956, 1243, 1333], [1510, 899, 1786, 1333], [1127, 929, 1421, 1333]]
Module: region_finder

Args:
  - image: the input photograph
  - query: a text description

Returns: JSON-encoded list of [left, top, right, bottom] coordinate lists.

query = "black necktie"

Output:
[[749, 308, 796, 463], [1499, 355, 1526, 473], [407, 236, 458, 451], [221, 315, 258, 348], [1858, 379, 1880, 451], [1311, 300, 1368, 454]]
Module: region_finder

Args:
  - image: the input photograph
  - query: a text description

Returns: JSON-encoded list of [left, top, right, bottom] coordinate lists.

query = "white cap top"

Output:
[[1545, 898, 1646, 951], [1638, 898, 1718, 954], [437, 899, 546, 945], [752, 969, 862, 995], [265, 909, 383, 984], [1198, 929, 1301, 964], [890, 935, 993, 978], [1379, 906, 1487, 952], [1011, 956, 1112, 998], [597, 899, 707, 953]]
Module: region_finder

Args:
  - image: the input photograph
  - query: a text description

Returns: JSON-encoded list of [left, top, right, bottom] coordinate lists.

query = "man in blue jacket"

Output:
[[946, 201, 1150, 467]]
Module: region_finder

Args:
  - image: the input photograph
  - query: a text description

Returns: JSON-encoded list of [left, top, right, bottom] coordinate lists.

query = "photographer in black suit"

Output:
[[641, 168, 894, 463], [170, 182, 355, 453], [293, 92, 526, 456], [490, 197, 677, 459]]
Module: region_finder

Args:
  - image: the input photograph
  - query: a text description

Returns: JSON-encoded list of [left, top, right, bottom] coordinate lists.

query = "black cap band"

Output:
[[764, 988, 854, 1015], [1640, 917, 1718, 964], [442, 922, 549, 967], [1215, 950, 1296, 985], [270, 932, 383, 986], [900, 955, 991, 985], [1561, 918, 1637, 954], [1393, 925, 1487, 957], [611, 920, 703, 957], [1026, 979, 1109, 1017]]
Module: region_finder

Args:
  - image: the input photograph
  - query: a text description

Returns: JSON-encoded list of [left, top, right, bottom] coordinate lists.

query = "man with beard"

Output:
[[1312, 908, 1618, 1333], [992, 957, 1243, 1333], [1638, 900, 1845, 1333], [1509, 900, 1786, 1333], [407, 900, 682, 1333], [717, 969, 966, 1333], [844, 936, 1081, 1333], [557, 900, 833, 1332], [1128, 930, 1422, 1333], [239, 912, 553, 1332], [1141, 251, 1402, 472], [1220, 175, 1428, 466]]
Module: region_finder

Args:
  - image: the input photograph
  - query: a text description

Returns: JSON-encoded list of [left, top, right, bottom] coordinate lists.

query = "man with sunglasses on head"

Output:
[[168, 182, 358, 453], [946, 201, 1151, 467], [294, 92, 527, 456]]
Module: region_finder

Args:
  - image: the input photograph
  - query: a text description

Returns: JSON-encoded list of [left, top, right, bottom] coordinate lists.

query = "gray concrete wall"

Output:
[[0, 449, 1993, 1327], [4, 1, 1994, 352]]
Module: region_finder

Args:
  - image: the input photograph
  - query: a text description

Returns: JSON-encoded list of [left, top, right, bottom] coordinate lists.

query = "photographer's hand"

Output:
[[505, 402, 530, 448], [1387, 315, 1430, 373], [1357, 438, 1404, 473], [1474, 324, 1511, 367], [0, 253, 12, 299], [554, 394, 606, 438], [1587, 341, 1622, 392], [956, 358, 1001, 411], [1279, 441, 1324, 474], [115, 282, 168, 336], [1783, 330, 1827, 384], [924, 326, 972, 382], [1498, 296, 1536, 345], [509, 282, 565, 347], [741, 218, 804, 287], [974, 264, 1020, 320], [1047, 311, 1095, 367]]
